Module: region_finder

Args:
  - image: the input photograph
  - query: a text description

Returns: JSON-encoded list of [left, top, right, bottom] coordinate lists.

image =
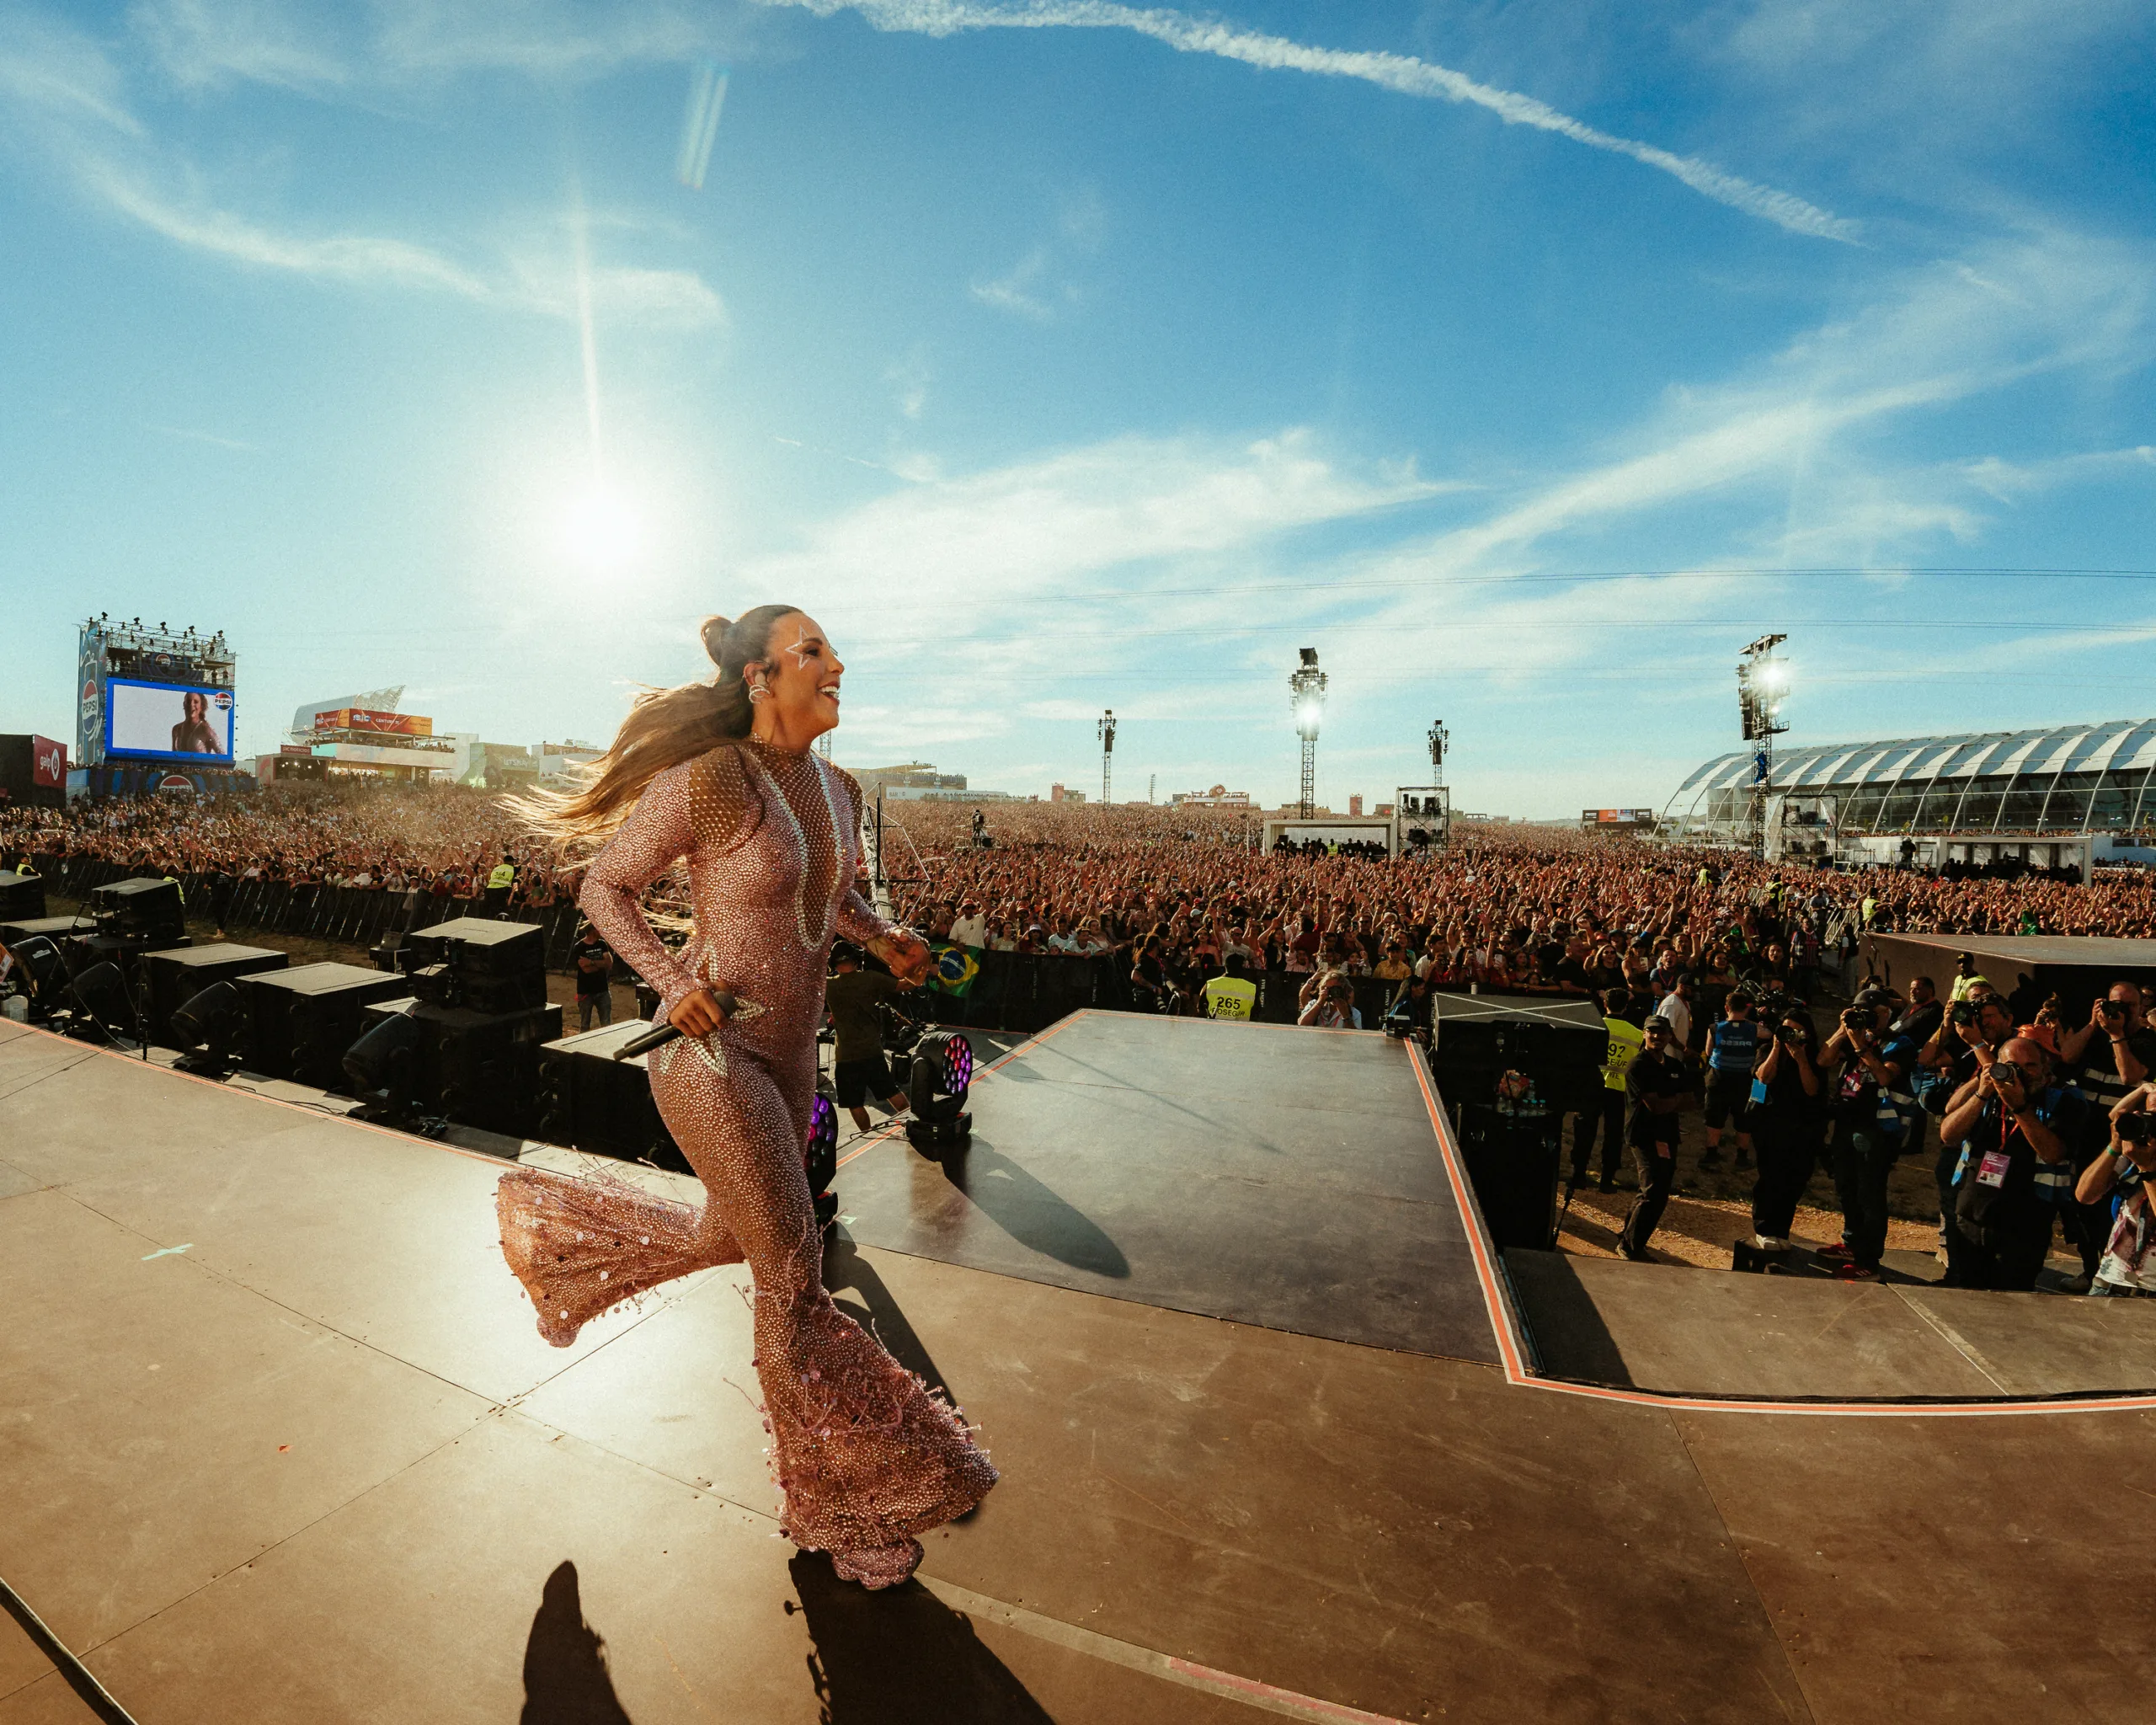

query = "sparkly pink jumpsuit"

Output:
[[495, 740, 995, 1577]]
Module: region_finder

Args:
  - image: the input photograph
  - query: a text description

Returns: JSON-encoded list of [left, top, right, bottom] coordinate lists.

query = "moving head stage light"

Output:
[[905, 1029, 974, 1153], [67, 960, 138, 1044], [168, 981, 247, 1074], [4, 934, 70, 1020], [805, 1093, 840, 1231], [343, 1005, 425, 1125]]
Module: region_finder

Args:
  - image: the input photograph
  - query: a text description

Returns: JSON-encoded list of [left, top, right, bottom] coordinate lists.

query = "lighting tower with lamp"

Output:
[[1289, 648, 1327, 820], [1736, 633, 1790, 857], [1097, 709, 1116, 806]]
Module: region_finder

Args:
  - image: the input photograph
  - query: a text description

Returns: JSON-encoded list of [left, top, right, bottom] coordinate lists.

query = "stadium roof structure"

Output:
[[1663, 719, 2156, 839]]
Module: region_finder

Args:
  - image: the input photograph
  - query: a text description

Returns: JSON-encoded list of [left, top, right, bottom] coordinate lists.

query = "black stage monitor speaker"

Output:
[[90, 876, 188, 945], [241, 963, 414, 1087], [354, 996, 563, 1134], [1455, 1101, 1564, 1252], [398, 916, 547, 1012], [536, 1018, 687, 1169], [145, 943, 290, 1049], [1427, 993, 1608, 1115], [0, 871, 46, 921], [2, 914, 83, 948]]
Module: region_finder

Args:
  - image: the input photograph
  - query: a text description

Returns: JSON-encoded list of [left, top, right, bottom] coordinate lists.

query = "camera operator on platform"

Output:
[[1940, 1037, 2087, 1290]]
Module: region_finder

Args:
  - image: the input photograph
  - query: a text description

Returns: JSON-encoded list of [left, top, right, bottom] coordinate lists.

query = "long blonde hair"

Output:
[[520, 605, 800, 857]]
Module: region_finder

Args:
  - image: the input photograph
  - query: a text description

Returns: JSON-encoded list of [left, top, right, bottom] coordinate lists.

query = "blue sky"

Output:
[[2, 0, 2153, 816]]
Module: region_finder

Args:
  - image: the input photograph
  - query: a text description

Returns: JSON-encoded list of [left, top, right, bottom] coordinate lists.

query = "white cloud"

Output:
[[2, 13, 725, 328], [747, 426, 1444, 620], [768, 0, 1858, 242], [970, 243, 1056, 320]]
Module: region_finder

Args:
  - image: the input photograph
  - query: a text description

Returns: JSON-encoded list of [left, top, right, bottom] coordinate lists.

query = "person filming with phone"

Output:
[[1939, 1036, 2088, 1290]]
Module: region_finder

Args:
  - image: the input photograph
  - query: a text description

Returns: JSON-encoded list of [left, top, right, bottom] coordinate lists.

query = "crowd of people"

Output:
[[6, 782, 2154, 1299]]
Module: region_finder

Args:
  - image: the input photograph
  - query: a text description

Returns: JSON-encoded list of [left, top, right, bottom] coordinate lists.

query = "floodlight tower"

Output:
[[1736, 633, 1790, 857], [1097, 709, 1116, 807], [1428, 719, 1449, 788], [1289, 648, 1327, 820]]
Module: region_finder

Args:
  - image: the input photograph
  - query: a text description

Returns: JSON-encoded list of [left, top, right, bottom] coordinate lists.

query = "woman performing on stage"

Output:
[[495, 605, 996, 1589]]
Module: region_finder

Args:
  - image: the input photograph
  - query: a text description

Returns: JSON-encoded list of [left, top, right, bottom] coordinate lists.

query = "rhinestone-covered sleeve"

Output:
[[578, 760, 702, 1015], [831, 767, 896, 945]]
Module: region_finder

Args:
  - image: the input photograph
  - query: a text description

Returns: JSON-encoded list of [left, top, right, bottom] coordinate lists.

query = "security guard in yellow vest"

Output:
[[1572, 987, 1643, 1192], [484, 854, 517, 918], [1202, 953, 1259, 1022]]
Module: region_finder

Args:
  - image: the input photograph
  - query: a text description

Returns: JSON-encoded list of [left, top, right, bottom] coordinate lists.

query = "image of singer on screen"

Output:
[[171, 691, 221, 754]]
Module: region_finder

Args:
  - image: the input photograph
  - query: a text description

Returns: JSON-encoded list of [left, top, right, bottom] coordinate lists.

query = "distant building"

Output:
[[854, 762, 967, 794], [1170, 784, 1251, 807], [1348, 794, 1364, 817]]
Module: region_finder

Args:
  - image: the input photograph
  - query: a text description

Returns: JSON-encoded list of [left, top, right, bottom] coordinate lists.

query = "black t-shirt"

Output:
[[1626, 1050, 1687, 1140], [573, 939, 613, 996], [826, 969, 899, 1065]]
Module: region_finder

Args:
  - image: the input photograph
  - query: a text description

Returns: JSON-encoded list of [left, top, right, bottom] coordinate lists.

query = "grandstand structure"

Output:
[[1662, 718, 2156, 869]]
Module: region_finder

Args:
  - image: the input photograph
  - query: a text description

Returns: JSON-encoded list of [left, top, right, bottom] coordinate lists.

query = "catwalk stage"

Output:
[[3, 1010, 2154, 1724]]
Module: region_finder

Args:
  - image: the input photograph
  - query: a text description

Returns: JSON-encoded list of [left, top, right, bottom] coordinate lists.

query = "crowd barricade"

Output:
[[899, 949, 1407, 1036]]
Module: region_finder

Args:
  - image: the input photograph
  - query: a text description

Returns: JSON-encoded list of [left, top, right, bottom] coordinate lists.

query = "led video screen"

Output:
[[106, 679, 236, 764]]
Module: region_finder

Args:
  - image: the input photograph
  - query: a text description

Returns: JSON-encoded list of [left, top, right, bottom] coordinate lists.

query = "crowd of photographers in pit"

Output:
[[1584, 963, 2153, 1293], [5, 786, 2154, 1295]]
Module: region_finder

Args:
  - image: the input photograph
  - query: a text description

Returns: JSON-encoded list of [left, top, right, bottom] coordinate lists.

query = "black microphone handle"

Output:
[[612, 991, 737, 1061]]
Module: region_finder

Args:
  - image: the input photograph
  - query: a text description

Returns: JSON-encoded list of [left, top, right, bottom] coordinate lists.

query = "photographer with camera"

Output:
[[1924, 993, 2017, 1269], [1817, 988, 1919, 1282], [1745, 1009, 1826, 1259], [2073, 1101, 2156, 1295], [1298, 972, 1363, 1029], [1939, 1037, 2086, 1290], [2058, 985, 2153, 1119], [826, 942, 918, 1134], [1617, 1017, 1688, 1261]]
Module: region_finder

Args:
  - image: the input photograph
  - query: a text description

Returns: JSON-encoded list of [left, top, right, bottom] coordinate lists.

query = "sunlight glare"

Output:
[[560, 485, 643, 571]]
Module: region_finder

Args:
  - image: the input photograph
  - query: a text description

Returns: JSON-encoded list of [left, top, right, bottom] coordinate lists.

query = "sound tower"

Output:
[[0, 871, 46, 921], [396, 916, 547, 1012], [537, 1019, 687, 1169], [355, 996, 563, 1135]]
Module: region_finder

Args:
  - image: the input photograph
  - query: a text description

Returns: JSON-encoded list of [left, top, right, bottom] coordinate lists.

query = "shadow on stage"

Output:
[[937, 1137, 1131, 1280], [520, 1557, 1049, 1722], [521, 1562, 633, 1725], [822, 1231, 955, 1401], [788, 1551, 1052, 1723]]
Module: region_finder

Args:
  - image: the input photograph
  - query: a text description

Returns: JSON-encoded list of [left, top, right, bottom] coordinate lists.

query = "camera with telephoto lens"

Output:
[[1950, 1001, 1978, 1028], [1989, 1060, 2023, 1088], [2118, 1110, 2154, 1146], [2101, 999, 2129, 1023], [1840, 1006, 1872, 1032]]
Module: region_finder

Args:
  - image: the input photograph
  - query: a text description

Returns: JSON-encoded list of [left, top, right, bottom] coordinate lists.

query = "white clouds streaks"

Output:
[[773, 0, 1859, 242]]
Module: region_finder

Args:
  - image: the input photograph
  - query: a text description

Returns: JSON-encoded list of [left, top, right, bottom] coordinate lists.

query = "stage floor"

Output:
[[3, 1013, 2155, 1722], [839, 1011, 1500, 1361]]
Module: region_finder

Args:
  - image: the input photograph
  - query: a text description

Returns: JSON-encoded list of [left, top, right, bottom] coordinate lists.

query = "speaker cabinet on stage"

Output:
[[145, 944, 290, 1049], [1428, 993, 1608, 1114], [2, 914, 81, 948], [1456, 1102, 1563, 1252], [398, 917, 547, 1012], [536, 1019, 686, 1170], [359, 996, 564, 1135], [89, 877, 188, 945], [241, 962, 414, 1087], [0, 872, 46, 921]]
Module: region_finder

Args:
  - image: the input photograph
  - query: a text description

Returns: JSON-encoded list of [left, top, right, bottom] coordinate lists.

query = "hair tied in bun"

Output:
[[700, 615, 732, 666]]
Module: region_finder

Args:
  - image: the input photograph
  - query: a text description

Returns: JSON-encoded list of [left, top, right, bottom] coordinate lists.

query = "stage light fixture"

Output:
[[343, 1007, 423, 1119], [6, 935, 69, 1013], [67, 961, 137, 1042], [170, 980, 244, 1070], [804, 1092, 839, 1229], [905, 1029, 974, 1154]]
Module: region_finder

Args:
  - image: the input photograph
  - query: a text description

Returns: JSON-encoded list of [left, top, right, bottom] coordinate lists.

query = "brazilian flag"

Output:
[[926, 943, 980, 998]]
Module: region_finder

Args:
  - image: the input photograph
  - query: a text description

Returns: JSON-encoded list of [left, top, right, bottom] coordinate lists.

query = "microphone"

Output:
[[613, 991, 737, 1061]]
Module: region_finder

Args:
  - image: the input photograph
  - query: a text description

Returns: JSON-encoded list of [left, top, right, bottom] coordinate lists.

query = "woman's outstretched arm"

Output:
[[576, 761, 702, 1018]]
